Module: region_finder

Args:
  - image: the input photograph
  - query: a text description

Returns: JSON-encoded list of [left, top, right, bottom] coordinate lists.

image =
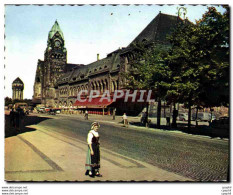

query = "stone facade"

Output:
[[12, 77, 24, 100], [33, 13, 180, 113]]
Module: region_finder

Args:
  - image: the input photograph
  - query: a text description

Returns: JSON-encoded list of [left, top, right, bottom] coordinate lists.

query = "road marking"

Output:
[[5, 135, 64, 174], [5, 169, 60, 174]]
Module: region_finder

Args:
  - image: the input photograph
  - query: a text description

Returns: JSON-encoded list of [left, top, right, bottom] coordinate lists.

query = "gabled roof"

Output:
[[57, 52, 121, 85], [48, 20, 64, 40], [129, 13, 182, 46], [64, 63, 84, 73], [13, 77, 24, 84]]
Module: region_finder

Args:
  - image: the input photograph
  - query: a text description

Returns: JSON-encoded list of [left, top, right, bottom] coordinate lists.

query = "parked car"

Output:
[[37, 107, 45, 113], [192, 112, 213, 122], [48, 109, 56, 115], [55, 109, 61, 114], [45, 107, 51, 113], [211, 114, 216, 121], [178, 113, 188, 121], [210, 116, 229, 129], [218, 116, 229, 123]]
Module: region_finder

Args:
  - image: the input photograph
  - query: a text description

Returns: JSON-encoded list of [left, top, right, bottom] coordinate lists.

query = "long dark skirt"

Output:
[[85, 143, 100, 171]]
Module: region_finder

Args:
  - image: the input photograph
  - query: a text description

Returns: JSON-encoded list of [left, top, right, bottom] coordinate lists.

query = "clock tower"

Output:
[[45, 20, 67, 78], [42, 20, 67, 106]]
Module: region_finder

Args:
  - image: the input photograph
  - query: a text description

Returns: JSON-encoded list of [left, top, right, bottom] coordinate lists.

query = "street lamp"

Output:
[[178, 7, 187, 20]]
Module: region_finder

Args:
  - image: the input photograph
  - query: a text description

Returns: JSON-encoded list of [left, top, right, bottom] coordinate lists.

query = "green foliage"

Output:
[[124, 6, 229, 109], [4, 97, 12, 106], [197, 6, 229, 107], [167, 6, 229, 107], [124, 43, 171, 100]]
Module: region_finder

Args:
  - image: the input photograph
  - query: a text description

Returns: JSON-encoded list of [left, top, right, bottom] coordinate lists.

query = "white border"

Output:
[[1, 1, 232, 195]]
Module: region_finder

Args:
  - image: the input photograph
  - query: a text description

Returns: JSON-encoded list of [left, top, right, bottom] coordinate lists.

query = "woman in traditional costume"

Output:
[[85, 122, 102, 177]]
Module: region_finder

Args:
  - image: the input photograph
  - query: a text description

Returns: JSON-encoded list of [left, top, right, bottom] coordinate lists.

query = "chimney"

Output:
[[97, 53, 100, 61]]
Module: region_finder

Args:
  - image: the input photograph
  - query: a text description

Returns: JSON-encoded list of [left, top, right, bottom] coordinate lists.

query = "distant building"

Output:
[[33, 13, 182, 115], [12, 77, 24, 100]]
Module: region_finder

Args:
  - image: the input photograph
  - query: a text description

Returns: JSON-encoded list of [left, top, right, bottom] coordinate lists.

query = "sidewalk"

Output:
[[5, 124, 192, 182]]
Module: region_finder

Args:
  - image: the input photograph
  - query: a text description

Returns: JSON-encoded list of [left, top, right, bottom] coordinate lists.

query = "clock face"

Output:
[[55, 40, 61, 47]]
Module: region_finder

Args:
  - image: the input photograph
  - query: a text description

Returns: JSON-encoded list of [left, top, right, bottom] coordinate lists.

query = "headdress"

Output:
[[91, 122, 100, 130]]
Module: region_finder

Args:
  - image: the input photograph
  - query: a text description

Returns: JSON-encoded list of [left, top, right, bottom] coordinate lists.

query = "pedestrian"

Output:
[[166, 116, 171, 127], [122, 113, 128, 127], [85, 122, 102, 177], [15, 107, 25, 132], [9, 108, 15, 127], [84, 110, 88, 120], [141, 112, 146, 126], [112, 108, 116, 120]]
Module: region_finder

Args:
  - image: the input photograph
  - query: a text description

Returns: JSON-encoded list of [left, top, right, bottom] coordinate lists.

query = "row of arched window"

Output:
[[69, 84, 89, 96], [54, 101, 73, 108], [59, 79, 119, 97], [90, 79, 108, 93], [51, 53, 64, 59]]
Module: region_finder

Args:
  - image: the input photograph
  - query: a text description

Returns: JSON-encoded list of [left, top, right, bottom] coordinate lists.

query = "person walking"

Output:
[[112, 108, 116, 120], [85, 122, 102, 178], [84, 110, 88, 120], [122, 113, 128, 127], [15, 107, 25, 133], [9, 108, 15, 127]]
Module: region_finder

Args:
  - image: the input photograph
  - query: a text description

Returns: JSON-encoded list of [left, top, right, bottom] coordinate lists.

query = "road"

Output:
[[23, 113, 229, 181]]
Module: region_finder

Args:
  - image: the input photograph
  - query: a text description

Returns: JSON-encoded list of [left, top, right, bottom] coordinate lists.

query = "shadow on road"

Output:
[[5, 114, 52, 138], [129, 121, 229, 139]]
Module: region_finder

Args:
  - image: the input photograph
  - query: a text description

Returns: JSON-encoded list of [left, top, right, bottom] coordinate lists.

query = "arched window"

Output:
[[69, 101, 73, 107], [73, 87, 76, 96], [70, 87, 72, 96], [94, 81, 98, 90], [105, 79, 108, 90], [112, 81, 115, 92], [98, 81, 102, 93], [102, 80, 105, 92], [115, 80, 118, 90]]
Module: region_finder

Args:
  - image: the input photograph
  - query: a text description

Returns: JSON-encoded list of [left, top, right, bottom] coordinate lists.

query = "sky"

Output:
[[4, 4, 226, 99]]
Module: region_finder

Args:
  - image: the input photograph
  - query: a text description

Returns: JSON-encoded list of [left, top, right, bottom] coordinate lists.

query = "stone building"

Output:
[[12, 77, 24, 100], [33, 13, 181, 115]]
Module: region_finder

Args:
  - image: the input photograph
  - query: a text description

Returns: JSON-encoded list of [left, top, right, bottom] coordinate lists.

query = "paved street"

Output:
[[5, 112, 229, 181]]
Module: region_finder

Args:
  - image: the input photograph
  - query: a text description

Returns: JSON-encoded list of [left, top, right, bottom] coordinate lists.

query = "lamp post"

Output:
[[178, 7, 187, 20]]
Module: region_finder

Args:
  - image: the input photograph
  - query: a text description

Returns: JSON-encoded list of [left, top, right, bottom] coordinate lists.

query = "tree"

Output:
[[167, 21, 202, 129], [197, 6, 229, 108], [5, 97, 12, 106], [123, 43, 171, 128], [124, 6, 229, 131], [167, 6, 229, 130]]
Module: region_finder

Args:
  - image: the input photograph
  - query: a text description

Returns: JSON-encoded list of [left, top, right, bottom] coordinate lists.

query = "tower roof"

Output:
[[48, 20, 64, 40], [129, 13, 182, 46], [12, 77, 24, 85]]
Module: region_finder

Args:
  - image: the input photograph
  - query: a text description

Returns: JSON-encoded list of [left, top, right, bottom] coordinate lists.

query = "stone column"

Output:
[[15, 90, 17, 99], [12, 89, 14, 100]]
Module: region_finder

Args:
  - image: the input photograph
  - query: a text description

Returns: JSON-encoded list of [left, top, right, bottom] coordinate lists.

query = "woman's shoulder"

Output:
[[90, 130, 99, 137]]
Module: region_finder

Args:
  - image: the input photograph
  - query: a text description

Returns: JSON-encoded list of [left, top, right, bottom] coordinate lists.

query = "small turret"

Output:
[[12, 77, 24, 100]]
